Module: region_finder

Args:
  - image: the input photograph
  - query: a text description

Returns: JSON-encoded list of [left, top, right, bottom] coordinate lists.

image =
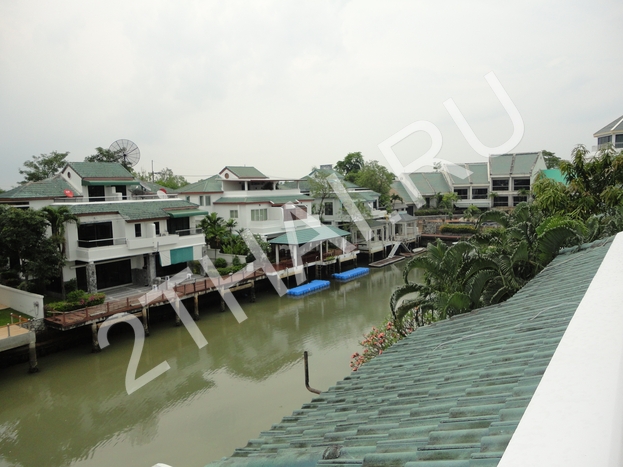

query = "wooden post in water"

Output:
[[142, 306, 149, 336], [28, 339, 38, 374], [193, 293, 200, 321], [91, 323, 101, 352]]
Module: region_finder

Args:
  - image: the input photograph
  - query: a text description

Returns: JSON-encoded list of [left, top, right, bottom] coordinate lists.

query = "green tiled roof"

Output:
[[391, 181, 418, 204], [448, 163, 489, 186], [223, 166, 267, 179], [67, 200, 204, 221], [176, 175, 222, 193], [489, 153, 540, 176], [0, 175, 76, 200], [214, 195, 313, 205], [206, 237, 613, 467], [408, 172, 451, 196], [594, 114, 623, 136], [67, 162, 134, 179], [539, 169, 568, 185], [269, 225, 350, 245]]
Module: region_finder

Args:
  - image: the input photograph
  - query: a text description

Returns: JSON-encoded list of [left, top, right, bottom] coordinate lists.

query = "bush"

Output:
[[439, 224, 477, 235], [214, 257, 228, 268], [45, 291, 106, 313], [64, 279, 78, 293], [232, 255, 242, 267]]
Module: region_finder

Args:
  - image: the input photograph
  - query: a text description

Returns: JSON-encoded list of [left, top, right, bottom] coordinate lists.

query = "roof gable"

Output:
[[593, 114, 623, 137], [220, 166, 267, 179], [176, 175, 223, 193], [0, 175, 76, 200], [65, 162, 134, 179]]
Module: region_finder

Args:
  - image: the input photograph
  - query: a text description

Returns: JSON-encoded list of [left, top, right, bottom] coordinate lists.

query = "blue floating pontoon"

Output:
[[332, 267, 370, 282], [287, 280, 331, 297]]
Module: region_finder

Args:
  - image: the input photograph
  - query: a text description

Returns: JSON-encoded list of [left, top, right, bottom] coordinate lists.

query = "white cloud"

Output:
[[0, 0, 621, 189]]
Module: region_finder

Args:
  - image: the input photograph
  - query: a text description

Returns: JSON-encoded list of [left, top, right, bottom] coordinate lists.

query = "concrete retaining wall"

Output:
[[0, 285, 44, 319]]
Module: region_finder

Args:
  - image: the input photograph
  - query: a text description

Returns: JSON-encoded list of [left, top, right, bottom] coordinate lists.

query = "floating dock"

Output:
[[333, 267, 370, 281], [368, 256, 405, 268], [287, 280, 331, 297]]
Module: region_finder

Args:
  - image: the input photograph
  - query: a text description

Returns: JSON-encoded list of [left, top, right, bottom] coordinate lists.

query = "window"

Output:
[[453, 189, 468, 200], [513, 178, 530, 190], [324, 202, 334, 216], [135, 224, 142, 238], [154, 222, 160, 235], [251, 208, 268, 221], [616, 134, 623, 148], [598, 135, 612, 147], [186, 196, 191, 202], [230, 210, 238, 219], [493, 196, 509, 207], [199, 196, 204, 206], [78, 222, 114, 248], [472, 188, 488, 199], [513, 196, 528, 206], [492, 179, 509, 191], [205, 195, 211, 206]]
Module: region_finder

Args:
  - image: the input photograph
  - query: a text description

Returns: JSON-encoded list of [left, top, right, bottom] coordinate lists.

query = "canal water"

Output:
[[0, 264, 415, 467]]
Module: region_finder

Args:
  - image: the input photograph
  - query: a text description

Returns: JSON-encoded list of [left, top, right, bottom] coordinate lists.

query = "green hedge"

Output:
[[439, 224, 478, 235], [45, 291, 106, 312]]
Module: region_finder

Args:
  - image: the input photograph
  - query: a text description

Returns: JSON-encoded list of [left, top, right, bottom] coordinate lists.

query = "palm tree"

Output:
[[40, 206, 78, 298], [200, 213, 227, 250]]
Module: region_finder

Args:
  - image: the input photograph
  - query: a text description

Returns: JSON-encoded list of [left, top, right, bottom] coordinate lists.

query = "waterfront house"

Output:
[[0, 162, 208, 293]]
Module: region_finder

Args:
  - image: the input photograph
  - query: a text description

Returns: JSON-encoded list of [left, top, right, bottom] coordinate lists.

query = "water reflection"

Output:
[[0, 266, 409, 467]]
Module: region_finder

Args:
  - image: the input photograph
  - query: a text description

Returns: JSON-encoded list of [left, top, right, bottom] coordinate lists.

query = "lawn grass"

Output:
[[0, 308, 30, 326]]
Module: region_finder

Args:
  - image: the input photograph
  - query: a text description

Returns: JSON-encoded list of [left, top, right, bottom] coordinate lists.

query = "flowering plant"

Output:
[[350, 314, 416, 371]]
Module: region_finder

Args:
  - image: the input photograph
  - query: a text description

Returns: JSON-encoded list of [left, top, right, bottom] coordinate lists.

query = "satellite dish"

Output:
[[157, 189, 167, 199], [109, 139, 141, 167], [63, 189, 74, 198]]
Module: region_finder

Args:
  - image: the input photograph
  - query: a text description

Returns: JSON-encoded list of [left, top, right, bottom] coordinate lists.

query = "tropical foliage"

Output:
[[19, 151, 69, 184], [355, 144, 623, 370]]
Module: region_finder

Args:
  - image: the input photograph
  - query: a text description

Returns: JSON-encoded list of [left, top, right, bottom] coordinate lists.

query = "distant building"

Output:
[[593, 114, 623, 151]]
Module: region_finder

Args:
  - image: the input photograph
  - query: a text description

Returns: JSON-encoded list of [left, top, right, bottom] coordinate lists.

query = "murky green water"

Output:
[[0, 264, 412, 467]]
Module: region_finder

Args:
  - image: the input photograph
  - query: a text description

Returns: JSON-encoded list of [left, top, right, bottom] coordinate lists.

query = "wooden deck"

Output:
[[45, 269, 268, 331]]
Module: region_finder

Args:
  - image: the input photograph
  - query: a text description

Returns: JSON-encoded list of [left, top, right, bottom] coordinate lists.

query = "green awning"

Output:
[[269, 225, 350, 245], [82, 180, 138, 186], [166, 209, 211, 218]]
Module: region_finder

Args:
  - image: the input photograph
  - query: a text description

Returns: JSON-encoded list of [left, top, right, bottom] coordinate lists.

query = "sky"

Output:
[[1, 0, 622, 190]]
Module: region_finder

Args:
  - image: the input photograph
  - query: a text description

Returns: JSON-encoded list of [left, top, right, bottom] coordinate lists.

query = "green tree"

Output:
[[542, 150, 562, 169], [353, 160, 394, 208], [200, 213, 227, 250], [439, 192, 459, 218], [308, 168, 334, 222], [0, 206, 64, 291], [19, 151, 69, 184], [464, 204, 481, 221], [560, 144, 623, 218], [335, 152, 364, 182], [84, 147, 131, 170], [153, 167, 189, 189], [40, 206, 79, 298]]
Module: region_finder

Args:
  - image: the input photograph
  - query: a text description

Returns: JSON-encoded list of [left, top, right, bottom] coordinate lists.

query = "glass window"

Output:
[[513, 196, 527, 206], [135, 224, 142, 238], [251, 208, 268, 221], [598, 135, 612, 146], [472, 188, 488, 199], [453, 189, 468, 200], [492, 179, 509, 191], [513, 178, 530, 190], [230, 210, 238, 219], [154, 222, 160, 235], [616, 134, 623, 148], [493, 196, 509, 207], [324, 202, 334, 216], [199, 196, 204, 206], [205, 196, 211, 206]]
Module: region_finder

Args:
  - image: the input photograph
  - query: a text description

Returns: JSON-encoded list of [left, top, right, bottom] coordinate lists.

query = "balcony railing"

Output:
[[175, 228, 203, 237], [78, 237, 127, 248]]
